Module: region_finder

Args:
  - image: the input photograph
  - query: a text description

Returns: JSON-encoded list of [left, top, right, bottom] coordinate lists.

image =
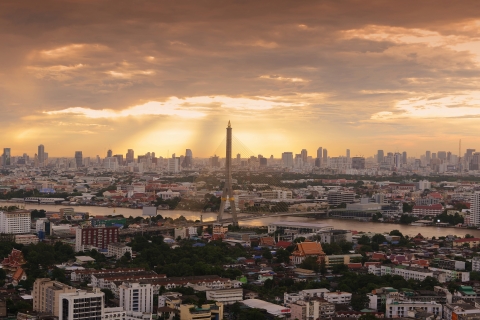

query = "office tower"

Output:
[[377, 150, 384, 163], [74, 151, 83, 168], [75, 226, 119, 252], [113, 154, 124, 165], [394, 153, 402, 168], [259, 157, 267, 167], [38, 144, 45, 167], [218, 121, 238, 226], [126, 149, 134, 163], [426, 151, 431, 163], [107, 149, 112, 158], [33, 279, 76, 316], [351, 157, 365, 169], [438, 151, 447, 160], [346, 149, 350, 159], [315, 147, 323, 167], [323, 149, 328, 166], [0, 210, 31, 234], [282, 152, 294, 168], [471, 192, 480, 226], [236, 153, 241, 164], [470, 153, 480, 170], [301, 149, 308, 164], [2, 148, 11, 166], [447, 151, 452, 162], [402, 151, 407, 164], [182, 149, 193, 168], [432, 153, 437, 160], [59, 289, 104, 320], [119, 282, 153, 313]]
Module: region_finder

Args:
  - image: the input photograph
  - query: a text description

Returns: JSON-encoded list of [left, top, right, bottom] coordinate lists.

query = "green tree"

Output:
[[359, 314, 379, 320], [351, 293, 369, 311]]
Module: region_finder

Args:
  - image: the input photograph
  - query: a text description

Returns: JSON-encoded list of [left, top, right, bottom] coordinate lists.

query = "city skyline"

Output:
[[2, 1, 480, 156]]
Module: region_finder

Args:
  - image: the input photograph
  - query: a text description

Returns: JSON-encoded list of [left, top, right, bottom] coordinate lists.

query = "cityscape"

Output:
[[3, 1, 480, 320]]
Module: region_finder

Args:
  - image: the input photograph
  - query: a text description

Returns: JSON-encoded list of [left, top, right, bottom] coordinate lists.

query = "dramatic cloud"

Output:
[[2, 0, 480, 157]]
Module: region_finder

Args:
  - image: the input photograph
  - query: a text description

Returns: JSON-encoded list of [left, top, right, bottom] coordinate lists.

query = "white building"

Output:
[[103, 157, 119, 171], [205, 288, 243, 305], [156, 189, 181, 200], [369, 265, 434, 282], [385, 301, 442, 318], [471, 192, 480, 226], [167, 158, 180, 173], [0, 210, 31, 234], [119, 282, 153, 313], [59, 289, 104, 320], [473, 257, 480, 272], [108, 243, 132, 259], [323, 292, 352, 305]]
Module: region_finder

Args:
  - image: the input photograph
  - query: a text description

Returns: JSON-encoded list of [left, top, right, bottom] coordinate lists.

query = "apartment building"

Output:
[[179, 303, 224, 320], [58, 289, 104, 320], [75, 226, 119, 252], [385, 301, 442, 319], [107, 242, 132, 259], [473, 257, 480, 272], [33, 278, 76, 317], [119, 282, 153, 313], [71, 268, 146, 282], [327, 191, 355, 206], [0, 210, 31, 234], [369, 265, 434, 281], [14, 234, 39, 245], [323, 291, 352, 305]]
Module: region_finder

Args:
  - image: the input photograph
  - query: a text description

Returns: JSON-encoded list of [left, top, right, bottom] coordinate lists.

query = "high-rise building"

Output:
[[402, 151, 407, 164], [107, 149, 112, 158], [281, 152, 294, 168], [38, 144, 45, 167], [126, 149, 134, 164], [323, 149, 328, 166], [74, 151, 83, 168], [113, 154, 124, 165], [2, 148, 11, 166], [0, 210, 31, 234], [182, 149, 193, 168], [33, 279, 76, 317], [426, 151, 431, 163], [377, 150, 384, 163], [471, 192, 480, 226], [394, 153, 402, 168], [470, 152, 480, 170], [346, 149, 350, 159], [75, 226, 119, 252], [315, 147, 323, 167], [301, 149, 308, 164], [438, 151, 447, 160], [432, 153, 437, 160], [351, 157, 365, 169], [119, 282, 153, 313], [168, 156, 180, 173], [59, 289, 104, 320]]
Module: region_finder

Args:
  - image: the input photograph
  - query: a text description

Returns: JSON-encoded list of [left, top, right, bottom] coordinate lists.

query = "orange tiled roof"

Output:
[[292, 242, 325, 257]]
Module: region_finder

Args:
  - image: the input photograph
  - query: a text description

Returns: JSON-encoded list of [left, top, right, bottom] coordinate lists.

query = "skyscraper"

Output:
[[316, 147, 323, 167], [182, 149, 193, 168], [74, 151, 83, 168], [346, 149, 350, 159], [301, 149, 308, 164], [377, 150, 384, 164], [323, 149, 328, 166], [107, 149, 112, 158], [281, 152, 294, 168], [2, 148, 11, 166], [402, 151, 407, 164], [38, 144, 45, 167], [426, 151, 431, 163], [126, 149, 134, 163]]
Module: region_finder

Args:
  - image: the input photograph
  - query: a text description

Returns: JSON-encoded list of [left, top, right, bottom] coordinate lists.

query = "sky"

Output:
[[2, 0, 480, 158]]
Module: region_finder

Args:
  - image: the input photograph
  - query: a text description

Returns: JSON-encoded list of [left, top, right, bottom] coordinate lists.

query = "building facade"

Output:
[[119, 282, 153, 313], [75, 226, 119, 252], [0, 210, 31, 234]]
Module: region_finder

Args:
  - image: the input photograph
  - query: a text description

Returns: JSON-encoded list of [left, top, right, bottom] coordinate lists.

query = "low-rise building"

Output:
[[179, 302, 223, 320], [205, 288, 243, 305], [385, 301, 442, 318], [290, 298, 335, 320], [108, 242, 132, 259]]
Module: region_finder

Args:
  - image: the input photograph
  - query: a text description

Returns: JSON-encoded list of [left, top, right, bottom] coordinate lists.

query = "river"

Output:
[[19, 203, 478, 238]]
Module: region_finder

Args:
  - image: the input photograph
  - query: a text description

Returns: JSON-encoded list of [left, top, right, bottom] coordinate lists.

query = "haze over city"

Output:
[[2, 1, 480, 157]]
